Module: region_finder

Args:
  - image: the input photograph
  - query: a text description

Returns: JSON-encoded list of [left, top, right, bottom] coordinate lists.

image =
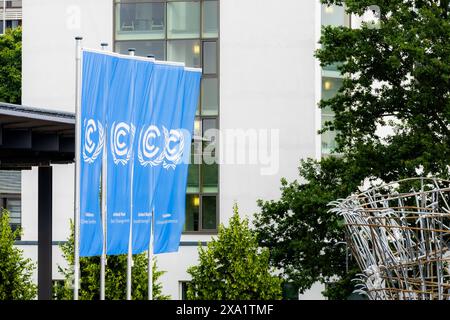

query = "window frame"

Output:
[[113, 0, 220, 234]]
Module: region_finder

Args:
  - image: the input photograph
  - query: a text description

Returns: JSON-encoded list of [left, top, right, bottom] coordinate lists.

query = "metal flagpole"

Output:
[[148, 208, 154, 300], [74, 36, 83, 301], [147, 53, 155, 301], [126, 47, 135, 301], [100, 42, 108, 301]]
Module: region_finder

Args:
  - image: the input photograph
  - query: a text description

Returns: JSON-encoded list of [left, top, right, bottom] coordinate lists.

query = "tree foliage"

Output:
[[255, 0, 450, 299], [0, 26, 21, 104], [187, 204, 283, 300], [0, 209, 37, 300], [55, 221, 170, 300]]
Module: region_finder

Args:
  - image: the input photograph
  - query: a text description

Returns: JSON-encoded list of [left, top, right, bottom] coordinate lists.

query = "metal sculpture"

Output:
[[331, 178, 450, 300]]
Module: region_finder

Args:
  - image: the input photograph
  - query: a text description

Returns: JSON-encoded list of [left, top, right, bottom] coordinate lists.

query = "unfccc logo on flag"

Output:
[[82, 118, 104, 163], [110, 121, 135, 165], [138, 125, 185, 169]]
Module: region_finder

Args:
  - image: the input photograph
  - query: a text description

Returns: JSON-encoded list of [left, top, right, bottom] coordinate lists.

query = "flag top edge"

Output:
[[184, 67, 202, 73], [82, 47, 156, 62]]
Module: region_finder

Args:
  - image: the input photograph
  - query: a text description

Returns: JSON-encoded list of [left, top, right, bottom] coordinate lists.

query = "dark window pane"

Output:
[[201, 78, 218, 116], [115, 2, 165, 40], [202, 163, 218, 193], [180, 282, 189, 300], [115, 40, 165, 60], [167, 40, 201, 68], [202, 196, 216, 230], [187, 162, 199, 193], [202, 118, 217, 135], [203, 41, 217, 75], [185, 194, 200, 231], [202, 1, 218, 38], [167, 2, 200, 39]]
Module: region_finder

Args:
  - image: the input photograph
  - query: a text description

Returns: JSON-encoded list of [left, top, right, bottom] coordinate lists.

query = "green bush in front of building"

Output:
[[186, 204, 283, 300], [0, 209, 36, 300]]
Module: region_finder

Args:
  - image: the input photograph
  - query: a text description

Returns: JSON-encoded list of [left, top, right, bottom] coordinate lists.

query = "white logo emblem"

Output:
[[82, 118, 104, 163], [138, 125, 165, 167], [162, 127, 185, 169], [110, 121, 135, 165], [137, 125, 185, 169]]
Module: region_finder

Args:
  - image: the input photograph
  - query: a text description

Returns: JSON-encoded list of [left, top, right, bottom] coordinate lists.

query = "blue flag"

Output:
[[106, 55, 139, 255], [132, 62, 185, 254], [79, 50, 110, 257], [153, 68, 202, 254], [129, 59, 156, 255]]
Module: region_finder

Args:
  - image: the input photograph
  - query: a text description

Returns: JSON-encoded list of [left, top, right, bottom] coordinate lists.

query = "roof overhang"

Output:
[[0, 103, 75, 169]]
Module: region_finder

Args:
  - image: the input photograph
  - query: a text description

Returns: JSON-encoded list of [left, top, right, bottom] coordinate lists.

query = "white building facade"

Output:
[[16, 0, 352, 299]]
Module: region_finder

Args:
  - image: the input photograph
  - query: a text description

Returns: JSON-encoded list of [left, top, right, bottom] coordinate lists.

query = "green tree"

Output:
[[55, 221, 170, 300], [0, 26, 21, 104], [0, 209, 37, 300], [255, 0, 450, 299], [187, 204, 282, 300]]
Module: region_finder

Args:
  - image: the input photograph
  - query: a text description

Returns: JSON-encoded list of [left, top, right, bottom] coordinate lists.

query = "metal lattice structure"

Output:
[[331, 178, 450, 300]]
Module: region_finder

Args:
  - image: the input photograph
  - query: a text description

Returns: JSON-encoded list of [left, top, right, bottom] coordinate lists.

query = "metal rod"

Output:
[[100, 42, 108, 301], [74, 36, 83, 301], [148, 208, 154, 300], [126, 47, 135, 301]]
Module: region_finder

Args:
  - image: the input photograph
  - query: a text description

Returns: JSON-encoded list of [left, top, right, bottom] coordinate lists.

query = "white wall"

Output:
[[219, 0, 319, 222], [219, 0, 324, 299], [22, 0, 113, 111]]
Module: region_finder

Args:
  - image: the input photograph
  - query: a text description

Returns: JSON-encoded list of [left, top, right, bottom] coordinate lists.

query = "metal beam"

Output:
[[38, 166, 52, 300], [32, 133, 59, 152], [2, 129, 32, 149]]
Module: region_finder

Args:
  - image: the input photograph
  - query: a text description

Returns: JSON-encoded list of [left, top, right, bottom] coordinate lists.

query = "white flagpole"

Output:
[[74, 36, 83, 301], [148, 208, 154, 300], [100, 42, 108, 301], [126, 47, 135, 301]]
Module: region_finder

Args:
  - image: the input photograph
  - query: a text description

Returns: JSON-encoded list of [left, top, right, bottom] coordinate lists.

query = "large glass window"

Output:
[[202, 41, 217, 75], [167, 39, 201, 68], [167, 2, 200, 39], [201, 78, 219, 116], [114, 0, 219, 233], [321, 4, 349, 27], [0, 170, 21, 238], [321, 5, 346, 156], [115, 2, 165, 40], [115, 40, 165, 60], [202, 1, 218, 38]]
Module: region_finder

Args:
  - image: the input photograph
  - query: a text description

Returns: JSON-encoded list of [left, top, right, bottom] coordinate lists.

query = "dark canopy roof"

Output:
[[0, 102, 75, 169]]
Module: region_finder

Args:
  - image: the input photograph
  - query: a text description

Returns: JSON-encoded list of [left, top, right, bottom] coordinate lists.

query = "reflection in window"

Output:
[[202, 196, 216, 230], [321, 4, 348, 27], [185, 194, 200, 231], [201, 78, 219, 116], [115, 40, 165, 60], [321, 115, 338, 155], [167, 39, 201, 67], [167, 2, 200, 39], [202, 1, 218, 38], [203, 41, 217, 75], [116, 3, 165, 40]]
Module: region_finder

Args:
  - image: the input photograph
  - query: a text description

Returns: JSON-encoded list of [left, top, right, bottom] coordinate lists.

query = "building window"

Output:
[[321, 4, 350, 27], [167, 1, 200, 39], [115, 2, 165, 40], [179, 281, 189, 300], [320, 4, 346, 156], [0, 170, 22, 237], [114, 0, 220, 233]]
